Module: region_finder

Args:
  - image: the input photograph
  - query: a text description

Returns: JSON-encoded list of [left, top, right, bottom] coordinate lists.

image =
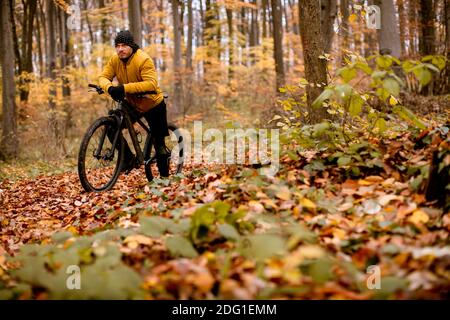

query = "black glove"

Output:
[[108, 85, 125, 101]]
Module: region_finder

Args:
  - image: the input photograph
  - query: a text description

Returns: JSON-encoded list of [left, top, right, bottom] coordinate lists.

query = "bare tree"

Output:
[[321, 0, 337, 54], [128, 0, 142, 47], [271, 0, 285, 90], [45, 0, 59, 151], [375, 0, 401, 57], [186, 0, 193, 70], [419, 0, 436, 55], [172, 0, 182, 117], [0, 0, 18, 159], [226, 6, 234, 78], [340, 0, 350, 62], [398, 0, 408, 56], [10, 0, 37, 102], [299, 0, 328, 123]]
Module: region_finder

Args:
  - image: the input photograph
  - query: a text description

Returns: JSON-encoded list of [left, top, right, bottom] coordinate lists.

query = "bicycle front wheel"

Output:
[[78, 117, 124, 192]]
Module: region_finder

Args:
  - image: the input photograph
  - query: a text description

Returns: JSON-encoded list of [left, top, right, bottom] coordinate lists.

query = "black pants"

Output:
[[108, 99, 169, 163]]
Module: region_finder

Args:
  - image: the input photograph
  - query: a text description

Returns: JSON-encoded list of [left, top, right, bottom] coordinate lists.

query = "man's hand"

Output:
[[108, 85, 125, 101]]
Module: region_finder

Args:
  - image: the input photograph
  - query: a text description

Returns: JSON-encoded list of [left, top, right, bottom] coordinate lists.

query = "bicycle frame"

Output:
[[96, 100, 152, 165]]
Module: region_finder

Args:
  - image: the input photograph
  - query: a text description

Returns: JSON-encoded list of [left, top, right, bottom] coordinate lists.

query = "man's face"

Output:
[[115, 43, 132, 59]]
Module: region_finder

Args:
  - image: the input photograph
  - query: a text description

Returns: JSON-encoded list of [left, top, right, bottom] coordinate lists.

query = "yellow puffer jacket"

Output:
[[99, 49, 164, 113]]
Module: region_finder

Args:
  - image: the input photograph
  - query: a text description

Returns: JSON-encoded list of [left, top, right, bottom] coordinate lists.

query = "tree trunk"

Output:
[[398, 0, 408, 57], [441, 0, 450, 92], [35, 2, 44, 77], [171, 0, 182, 117], [59, 6, 73, 147], [83, 0, 95, 46], [374, 0, 401, 57], [321, 0, 337, 54], [46, 0, 58, 148], [13, 0, 37, 102], [0, 0, 18, 159], [446, 0, 450, 57], [158, 0, 166, 72], [271, 0, 285, 90], [340, 0, 349, 62], [419, 0, 436, 55], [409, 0, 419, 56], [262, 0, 268, 38], [128, 0, 142, 47], [99, 0, 109, 44], [288, 0, 299, 35], [186, 0, 193, 70], [299, 0, 328, 123], [226, 7, 234, 79], [250, 0, 259, 47]]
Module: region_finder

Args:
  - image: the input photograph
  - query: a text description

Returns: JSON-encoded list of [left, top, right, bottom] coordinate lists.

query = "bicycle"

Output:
[[78, 84, 184, 192]]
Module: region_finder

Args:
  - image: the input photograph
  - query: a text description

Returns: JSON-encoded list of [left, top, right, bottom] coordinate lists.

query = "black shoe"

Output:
[[156, 146, 169, 177], [121, 155, 137, 174]]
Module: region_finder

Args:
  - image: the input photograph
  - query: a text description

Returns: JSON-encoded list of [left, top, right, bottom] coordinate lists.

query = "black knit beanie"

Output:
[[114, 30, 139, 52]]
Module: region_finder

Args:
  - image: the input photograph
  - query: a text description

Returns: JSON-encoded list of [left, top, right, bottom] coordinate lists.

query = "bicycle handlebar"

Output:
[[88, 83, 157, 96]]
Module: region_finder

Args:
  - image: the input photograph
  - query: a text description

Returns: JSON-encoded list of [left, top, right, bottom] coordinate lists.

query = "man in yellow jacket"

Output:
[[99, 30, 169, 177]]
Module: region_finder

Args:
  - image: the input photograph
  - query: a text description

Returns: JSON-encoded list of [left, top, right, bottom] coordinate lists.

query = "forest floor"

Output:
[[0, 111, 449, 300]]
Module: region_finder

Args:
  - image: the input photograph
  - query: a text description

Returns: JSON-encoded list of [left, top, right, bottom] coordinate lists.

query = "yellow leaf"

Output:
[[358, 179, 373, 186], [300, 197, 316, 209], [135, 193, 147, 200], [408, 209, 429, 225], [124, 234, 153, 247], [298, 245, 326, 259], [349, 13, 358, 23], [333, 228, 347, 240], [67, 226, 78, 235], [389, 96, 399, 106]]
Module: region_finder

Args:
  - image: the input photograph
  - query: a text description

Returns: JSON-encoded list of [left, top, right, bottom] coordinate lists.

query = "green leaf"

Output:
[[337, 156, 352, 166], [348, 94, 364, 116], [383, 78, 400, 96], [307, 258, 334, 284], [239, 234, 286, 261], [372, 70, 387, 79], [412, 66, 432, 86], [393, 106, 427, 130], [402, 60, 417, 73], [423, 63, 440, 73], [376, 56, 393, 69], [51, 231, 73, 244], [312, 88, 334, 109], [355, 61, 373, 74], [287, 225, 317, 247], [312, 122, 330, 137], [166, 236, 198, 258], [218, 223, 240, 242], [335, 84, 353, 101], [432, 56, 446, 70], [373, 276, 408, 299], [338, 66, 357, 83], [375, 118, 387, 133], [212, 201, 231, 221], [139, 216, 172, 237]]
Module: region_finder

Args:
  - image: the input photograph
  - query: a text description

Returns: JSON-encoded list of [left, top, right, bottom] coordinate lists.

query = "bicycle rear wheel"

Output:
[[144, 123, 184, 182], [78, 117, 124, 192]]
